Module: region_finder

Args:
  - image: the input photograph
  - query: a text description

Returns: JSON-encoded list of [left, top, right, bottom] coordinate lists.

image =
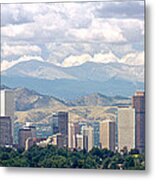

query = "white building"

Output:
[[0, 89, 14, 118]]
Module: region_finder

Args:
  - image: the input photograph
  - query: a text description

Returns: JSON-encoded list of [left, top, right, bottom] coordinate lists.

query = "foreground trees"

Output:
[[0, 146, 145, 170]]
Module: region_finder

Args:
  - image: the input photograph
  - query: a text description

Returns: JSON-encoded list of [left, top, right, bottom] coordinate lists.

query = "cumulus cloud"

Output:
[[120, 51, 144, 65], [62, 51, 119, 67], [2, 43, 41, 57], [1, 2, 144, 66], [61, 51, 144, 67]]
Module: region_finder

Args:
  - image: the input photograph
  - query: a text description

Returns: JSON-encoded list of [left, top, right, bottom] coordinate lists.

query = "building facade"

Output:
[[0, 116, 13, 147], [100, 120, 115, 151], [52, 112, 69, 147], [18, 124, 36, 149], [82, 125, 93, 152], [118, 107, 135, 151], [132, 91, 145, 153], [0, 90, 14, 142]]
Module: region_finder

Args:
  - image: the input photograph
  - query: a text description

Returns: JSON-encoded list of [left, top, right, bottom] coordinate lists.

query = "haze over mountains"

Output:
[[0, 85, 131, 111], [1, 56, 144, 100]]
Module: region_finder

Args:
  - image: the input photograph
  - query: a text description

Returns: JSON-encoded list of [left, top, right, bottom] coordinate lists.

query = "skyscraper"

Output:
[[52, 112, 68, 147], [89, 121, 100, 148], [76, 134, 83, 150], [118, 107, 135, 151], [100, 120, 115, 151], [0, 116, 13, 147], [82, 125, 93, 152], [0, 90, 14, 118], [68, 122, 80, 149], [18, 123, 36, 149], [132, 91, 145, 153], [0, 89, 14, 143]]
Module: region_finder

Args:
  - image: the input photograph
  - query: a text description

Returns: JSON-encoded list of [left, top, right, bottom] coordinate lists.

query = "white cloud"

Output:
[[62, 54, 92, 67], [62, 51, 119, 67], [69, 18, 126, 43], [1, 55, 44, 72], [1, 2, 144, 66], [2, 43, 41, 57], [61, 51, 144, 67], [120, 51, 144, 65]]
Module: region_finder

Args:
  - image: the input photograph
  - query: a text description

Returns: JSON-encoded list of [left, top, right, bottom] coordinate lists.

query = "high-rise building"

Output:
[[117, 107, 135, 151], [0, 90, 14, 118], [82, 125, 93, 152], [132, 91, 145, 153], [0, 116, 13, 147], [0, 90, 14, 141], [18, 124, 36, 149], [76, 134, 83, 150], [100, 120, 115, 151], [89, 121, 100, 148], [52, 112, 68, 147], [68, 122, 81, 149]]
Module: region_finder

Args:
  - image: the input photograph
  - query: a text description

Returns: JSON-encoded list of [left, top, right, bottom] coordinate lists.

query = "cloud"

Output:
[[1, 2, 144, 65], [61, 51, 144, 67], [120, 51, 144, 65], [1, 55, 44, 72], [69, 18, 126, 43], [95, 1, 144, 19], [2, 43, 41, 57], [62, 51, 119, 67], [62, 54, 92, 67]]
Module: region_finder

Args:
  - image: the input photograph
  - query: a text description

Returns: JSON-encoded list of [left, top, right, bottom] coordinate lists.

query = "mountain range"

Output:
[[0, 85, 131, 111], [1, 59, 144, 99]]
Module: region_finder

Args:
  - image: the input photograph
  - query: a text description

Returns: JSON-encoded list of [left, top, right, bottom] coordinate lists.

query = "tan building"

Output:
[[82, 125, 93, 152], [118, 107, 135, 151], [68, 121, 81, 149], [76, 134, 83, 150], [100, 120, 115, 151]]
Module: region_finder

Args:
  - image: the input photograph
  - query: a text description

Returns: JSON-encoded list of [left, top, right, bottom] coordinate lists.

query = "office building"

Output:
[[52, 112, 69, 147], [0, 90, 14, 118], [132, 91, 145, 153], [100, 120, 115, 151], [76, 134, 83, 150], [18, 124, 36, 149], [68, 122, 81, 149], [89, 121, 100, 148], [82, 125, 93, 152], [0, 116, 13, 147], [0, 90, 14, 141], [118, 107, 135, 151]]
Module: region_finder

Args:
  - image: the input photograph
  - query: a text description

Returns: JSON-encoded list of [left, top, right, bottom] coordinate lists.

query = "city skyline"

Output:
[[0, 1, 145, 170]]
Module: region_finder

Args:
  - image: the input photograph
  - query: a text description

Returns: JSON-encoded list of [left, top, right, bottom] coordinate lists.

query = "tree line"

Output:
[[0, 145, 145, 170]]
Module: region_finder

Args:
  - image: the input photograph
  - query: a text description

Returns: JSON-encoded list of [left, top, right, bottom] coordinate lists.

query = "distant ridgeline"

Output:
[[0, 84, 131, 111], [1, 60, 144, 100]]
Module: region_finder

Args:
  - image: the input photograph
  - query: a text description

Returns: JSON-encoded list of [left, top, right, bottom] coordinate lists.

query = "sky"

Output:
[[1, 1, 145, 71]]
